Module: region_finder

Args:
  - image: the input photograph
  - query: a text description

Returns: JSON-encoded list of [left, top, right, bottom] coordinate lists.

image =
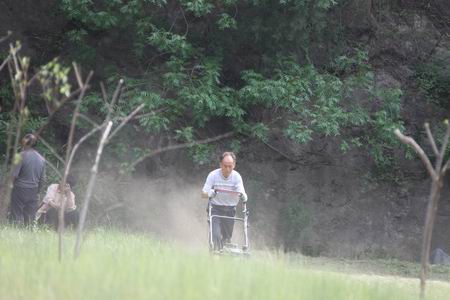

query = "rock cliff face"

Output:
[[249, 6, 450, 260], [1, 1, 450, 260], [247, 6, 450, 260]]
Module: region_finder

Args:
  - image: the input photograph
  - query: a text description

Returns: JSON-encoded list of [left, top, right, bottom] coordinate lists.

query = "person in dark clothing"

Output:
[[9, 133, 46, 226]]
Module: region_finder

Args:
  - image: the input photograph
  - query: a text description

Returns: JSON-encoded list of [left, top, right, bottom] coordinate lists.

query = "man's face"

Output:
[[220, 155, 235, 178]]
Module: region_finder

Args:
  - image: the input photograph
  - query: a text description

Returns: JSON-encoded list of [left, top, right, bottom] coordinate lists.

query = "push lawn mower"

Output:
[[207, 189, 250, 256]]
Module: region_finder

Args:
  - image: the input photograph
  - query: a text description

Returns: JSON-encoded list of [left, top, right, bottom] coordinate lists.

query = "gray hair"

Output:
[[220, 151, 236, 163]]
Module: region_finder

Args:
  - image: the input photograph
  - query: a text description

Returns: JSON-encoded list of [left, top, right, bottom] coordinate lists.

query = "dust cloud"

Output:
[[66, 152, 277, 252], [114, 175, 208, 246], [86, 171, 270, 251]]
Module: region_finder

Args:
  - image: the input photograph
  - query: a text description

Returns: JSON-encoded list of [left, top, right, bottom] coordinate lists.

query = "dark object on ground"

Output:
[[430, 248, 450, 265]]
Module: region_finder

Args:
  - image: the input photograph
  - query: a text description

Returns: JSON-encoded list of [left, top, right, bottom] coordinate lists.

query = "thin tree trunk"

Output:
[[395, 123, 450, 300], [1, 50, 28, 219], [57, 66, 93, 262], [2, 105, 16, 174], [420, 178, 443, 300], [74, 121, 113, 258]]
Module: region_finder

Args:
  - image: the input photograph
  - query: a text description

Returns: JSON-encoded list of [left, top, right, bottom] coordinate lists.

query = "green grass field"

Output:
[[0, 227, 449, 300]]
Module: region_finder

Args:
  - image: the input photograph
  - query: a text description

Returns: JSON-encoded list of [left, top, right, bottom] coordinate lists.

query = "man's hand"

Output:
[[207, 189, 217, 198], [239, 192, 248, 203], [35, 212, 42, 222]]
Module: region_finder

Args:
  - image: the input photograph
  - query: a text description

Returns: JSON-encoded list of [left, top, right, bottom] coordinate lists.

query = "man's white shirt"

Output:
[[202, 169, 247, 206]]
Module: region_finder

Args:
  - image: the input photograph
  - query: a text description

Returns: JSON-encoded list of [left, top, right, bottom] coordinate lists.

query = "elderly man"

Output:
[[10, 133, 46, 226], [202, 152, 248, 251]]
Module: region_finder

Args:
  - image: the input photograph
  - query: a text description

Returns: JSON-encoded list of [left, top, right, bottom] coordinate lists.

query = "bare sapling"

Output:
[[395, 121, 450, 300], [56, 64, 93, 261], [1, 78, 16, 180], [0, 33, 15, 176], [0, 30, 11, 44], [0, 31, 12, 73], [73, 121, 113, 258], [1, 42, 32, 219], [73, 80, 144, 258], [0, 43, 87, 220]]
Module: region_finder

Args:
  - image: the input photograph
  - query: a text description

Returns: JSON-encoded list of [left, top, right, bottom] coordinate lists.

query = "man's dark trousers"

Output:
[[9, 186, 39, 226], [210, 205, 236, 250]]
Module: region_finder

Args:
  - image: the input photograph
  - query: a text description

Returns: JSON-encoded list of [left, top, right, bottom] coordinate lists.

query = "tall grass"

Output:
[[0, 227, 449, 300]]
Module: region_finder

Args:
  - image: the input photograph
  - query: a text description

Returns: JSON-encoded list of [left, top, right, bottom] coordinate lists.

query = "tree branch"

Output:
[[0, 55, 10, 73], [262, 139, 302, 165], [58, 64, 93, 261], [442, 159, 450, 175], [34, 86, 86, 139], [424, 123, 439, 157], [127, 131, 234, 171], [65, 124, 106, 173], [100, 82, 108, 105], [0, 31, 11, 44], [73, 62, 84, 88], [394, 129, 437, 180], [106, 79, 124, 119], [45, 158, 63, 179], [107, 103, 145, 142], [73, 78, 145, 258], [116, 108, 165, 121], [38, 136, 65, 165], [436, 121, 450, 171], [74, 121, 113, 258], [78, 113, 100, 128], [395, 124, 450, 300]]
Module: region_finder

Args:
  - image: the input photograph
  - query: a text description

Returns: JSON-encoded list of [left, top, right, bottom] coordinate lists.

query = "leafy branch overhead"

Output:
[[0, 1, 406, 170]]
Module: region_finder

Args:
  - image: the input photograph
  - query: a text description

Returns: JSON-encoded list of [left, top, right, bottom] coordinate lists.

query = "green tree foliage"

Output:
[[416, 52, 450, 108], [0, 48, 75, 186], [240, 53, 404, 167], [57, 0, 403, 169]]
